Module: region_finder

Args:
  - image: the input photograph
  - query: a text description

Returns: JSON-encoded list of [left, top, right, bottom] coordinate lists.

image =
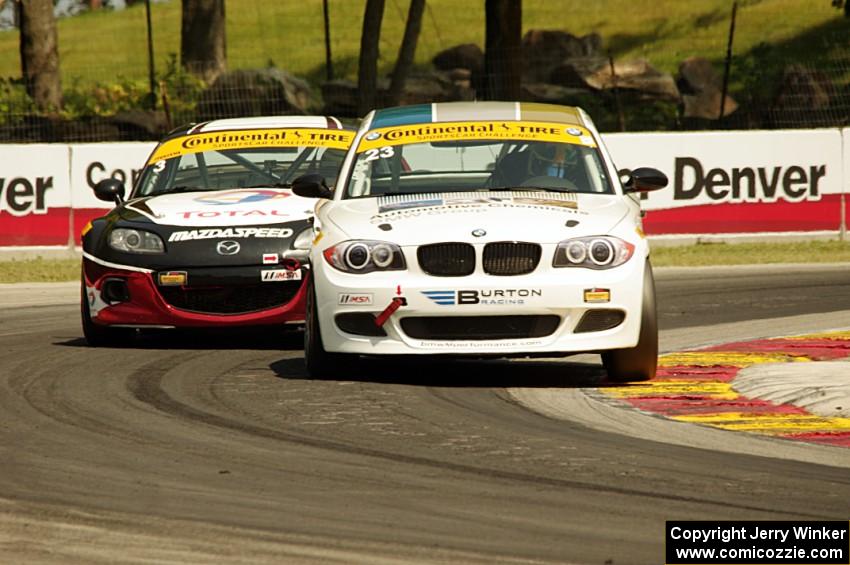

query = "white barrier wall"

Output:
[[0, 131, 846, 247], [0, 145, 74, 246], [68, 143, 156, 242], [602, 130, 844, 236]]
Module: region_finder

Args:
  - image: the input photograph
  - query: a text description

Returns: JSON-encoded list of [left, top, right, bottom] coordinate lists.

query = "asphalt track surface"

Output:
[[2, 264, 850, 564]]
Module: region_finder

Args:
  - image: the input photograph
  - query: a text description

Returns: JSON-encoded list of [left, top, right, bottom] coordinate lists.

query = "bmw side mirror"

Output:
[[623, 167, 668, 193], [93, 178, 126, 204], [292, 173, 333, 199]]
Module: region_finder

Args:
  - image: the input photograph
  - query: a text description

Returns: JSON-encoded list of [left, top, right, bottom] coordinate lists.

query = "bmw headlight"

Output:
[[553, 236, 634, 269], [108, 228, 165, 254], [323, 240, 406, 273]]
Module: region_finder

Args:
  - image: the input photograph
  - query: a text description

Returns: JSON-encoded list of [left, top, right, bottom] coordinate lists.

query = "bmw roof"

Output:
[[367, 102, 584, 130]]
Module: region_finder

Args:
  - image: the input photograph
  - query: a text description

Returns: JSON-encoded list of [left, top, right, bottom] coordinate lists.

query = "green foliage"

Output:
[[0, 78, 36, 126], [0, 52, 206, 127], [157, 53, 206, 124], [61, 76, 149, 118]]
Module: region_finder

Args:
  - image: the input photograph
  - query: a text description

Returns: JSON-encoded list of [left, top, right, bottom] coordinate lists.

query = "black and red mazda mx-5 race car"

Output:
[[81, 116, 353, 345]]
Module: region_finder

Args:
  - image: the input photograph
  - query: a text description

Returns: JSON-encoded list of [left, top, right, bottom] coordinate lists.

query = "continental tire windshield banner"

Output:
[[602, 129, 844, 236], [147, 128, 354, 164], [356, 121, 597, 152]]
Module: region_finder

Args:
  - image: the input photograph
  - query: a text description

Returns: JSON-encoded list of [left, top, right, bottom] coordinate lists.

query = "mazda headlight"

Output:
[[553, 236, 634, 269], [108, 228, 165, 254], [291, 227, 314, 250], [323, 240, 406, 273]]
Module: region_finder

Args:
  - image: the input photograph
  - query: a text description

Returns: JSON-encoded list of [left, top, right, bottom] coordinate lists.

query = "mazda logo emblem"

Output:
[[472, 229, 487, 237], [216, 240, 240, 255]]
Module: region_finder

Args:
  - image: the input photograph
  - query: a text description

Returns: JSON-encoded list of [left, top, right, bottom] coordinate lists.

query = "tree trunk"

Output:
[[482, 0, 522, 101], [180, 0, 226, 83], [18, 0, 63, 111], [386, 0, 425, 107], [357, 0, 385, 116]]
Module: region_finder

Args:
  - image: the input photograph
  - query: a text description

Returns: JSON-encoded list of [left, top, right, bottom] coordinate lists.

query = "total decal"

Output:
[[421, 289, 543, 306], [125, 189, 310, 227], [601, 129, 844, 235]]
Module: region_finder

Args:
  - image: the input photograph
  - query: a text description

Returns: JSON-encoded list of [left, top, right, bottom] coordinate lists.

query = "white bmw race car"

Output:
[[293, 101, 667, 381]]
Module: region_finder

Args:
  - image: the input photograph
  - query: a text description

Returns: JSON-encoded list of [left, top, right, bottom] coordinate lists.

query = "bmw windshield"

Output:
[[345, 121, 614, 198], [136, 128, 352, 197]]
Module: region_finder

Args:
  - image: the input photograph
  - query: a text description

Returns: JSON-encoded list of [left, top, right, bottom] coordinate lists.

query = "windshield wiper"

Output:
[[157, 185, 207, 194], [371, 191, 442, 197], [245, 182, 292, 189], [484, 186, 575, 193]]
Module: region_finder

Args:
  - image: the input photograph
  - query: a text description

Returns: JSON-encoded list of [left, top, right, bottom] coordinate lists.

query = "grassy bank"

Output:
[[2, 240, 850, 283], [650, 240, 850, 267], [0, 1, 844, 90]]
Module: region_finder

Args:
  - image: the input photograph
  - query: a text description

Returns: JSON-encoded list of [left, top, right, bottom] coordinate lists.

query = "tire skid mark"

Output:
[[126, 357, 827, 517], [600, 330, 850, 447]]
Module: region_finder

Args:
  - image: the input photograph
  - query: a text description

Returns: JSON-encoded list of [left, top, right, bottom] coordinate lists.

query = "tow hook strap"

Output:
[[374, 297, 406, 327]]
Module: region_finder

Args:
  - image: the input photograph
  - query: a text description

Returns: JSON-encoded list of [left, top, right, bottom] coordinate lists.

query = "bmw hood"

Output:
[[123, 188, 317, 227], [324, 191, 632, 245]]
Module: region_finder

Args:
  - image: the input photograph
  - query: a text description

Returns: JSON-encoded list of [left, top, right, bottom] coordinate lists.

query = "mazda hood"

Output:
[[123, 188, 317, 227]]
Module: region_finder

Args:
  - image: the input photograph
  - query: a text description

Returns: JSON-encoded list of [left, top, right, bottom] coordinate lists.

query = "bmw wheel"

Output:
[[304, 277, 355, 378], [602, 260, 658, 382]]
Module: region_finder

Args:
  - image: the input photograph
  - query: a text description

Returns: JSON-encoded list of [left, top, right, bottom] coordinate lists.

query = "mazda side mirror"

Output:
[[623, 167, 668, 193], [292, 173, 333, 199], [93, 178, 126, 204]]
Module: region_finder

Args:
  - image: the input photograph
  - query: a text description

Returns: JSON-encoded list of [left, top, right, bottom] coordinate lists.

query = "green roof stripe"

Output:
[[370, 104, 433, 128]]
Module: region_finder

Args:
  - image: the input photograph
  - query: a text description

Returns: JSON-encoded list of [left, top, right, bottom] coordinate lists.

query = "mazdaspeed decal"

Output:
[[168, 227, 294, 242], [194, 189, 290, 206], [147, 128, 354, 164], [357, 121, 595, 152]]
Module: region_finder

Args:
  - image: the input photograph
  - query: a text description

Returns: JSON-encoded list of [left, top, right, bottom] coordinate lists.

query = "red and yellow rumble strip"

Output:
[[600, 331, 850, 447]]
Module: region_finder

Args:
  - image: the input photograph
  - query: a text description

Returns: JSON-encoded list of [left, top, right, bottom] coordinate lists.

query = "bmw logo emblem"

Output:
[[365, 131, 382, 141], [472, 229, 487, 237]]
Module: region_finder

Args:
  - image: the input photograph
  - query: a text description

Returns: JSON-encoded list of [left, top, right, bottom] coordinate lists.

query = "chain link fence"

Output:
[[1, 0, 849, 142]]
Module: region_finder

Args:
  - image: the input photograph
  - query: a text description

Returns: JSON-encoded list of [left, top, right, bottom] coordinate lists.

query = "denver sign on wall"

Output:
[[0, 131, 846, 247], [0, 142, 154, 247], [602, 129, 844, 236], [0, 144, 72, 246]]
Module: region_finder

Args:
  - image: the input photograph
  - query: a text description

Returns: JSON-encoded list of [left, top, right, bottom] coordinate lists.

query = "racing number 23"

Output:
[[364, 146, 395, 162]]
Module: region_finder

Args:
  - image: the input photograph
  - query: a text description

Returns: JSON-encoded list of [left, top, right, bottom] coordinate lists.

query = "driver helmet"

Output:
[[528, 142, 578, 178]]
